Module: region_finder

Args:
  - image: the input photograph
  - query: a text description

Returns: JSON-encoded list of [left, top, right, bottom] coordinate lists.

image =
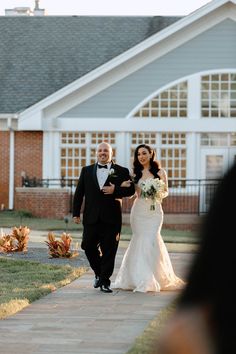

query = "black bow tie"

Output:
[[98, 164, 108, 169]]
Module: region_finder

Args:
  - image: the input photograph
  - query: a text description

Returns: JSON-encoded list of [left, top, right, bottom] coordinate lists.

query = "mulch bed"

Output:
[[0, 247, 89, 268]]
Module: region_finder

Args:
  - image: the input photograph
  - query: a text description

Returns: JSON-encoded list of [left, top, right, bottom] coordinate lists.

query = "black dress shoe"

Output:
[[93, 276, 101, 288], [100, 285, 113, 293]]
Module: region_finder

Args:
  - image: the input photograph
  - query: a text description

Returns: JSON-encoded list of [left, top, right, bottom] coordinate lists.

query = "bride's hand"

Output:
[[121, 180, 132, 187]]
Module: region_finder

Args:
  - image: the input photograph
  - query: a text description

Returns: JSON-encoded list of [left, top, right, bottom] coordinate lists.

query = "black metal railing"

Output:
[[21, 177, 221, 214]]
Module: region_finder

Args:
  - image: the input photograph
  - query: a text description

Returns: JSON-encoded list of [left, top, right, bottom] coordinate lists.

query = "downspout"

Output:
[[8, 118, 14, 210]]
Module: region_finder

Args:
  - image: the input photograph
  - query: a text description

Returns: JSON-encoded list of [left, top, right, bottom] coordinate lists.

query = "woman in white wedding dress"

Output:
[[113, 144, 185, 293]]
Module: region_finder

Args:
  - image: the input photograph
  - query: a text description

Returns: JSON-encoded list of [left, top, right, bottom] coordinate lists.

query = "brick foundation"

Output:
[[122, 195, 199, 214], [15, 188, 71, 219]]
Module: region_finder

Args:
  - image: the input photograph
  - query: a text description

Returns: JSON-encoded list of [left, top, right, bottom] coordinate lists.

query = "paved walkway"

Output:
[[0, 231, 194, 354]]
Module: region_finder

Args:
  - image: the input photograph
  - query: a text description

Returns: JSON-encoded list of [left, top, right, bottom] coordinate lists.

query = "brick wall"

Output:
[[0, 131, 43, 210], [14, 131, 43, 189], [122, 195, 199, 214], [15, 188, 201, 229], [0, 131, 10, 209], [15, 188, 71, 219]]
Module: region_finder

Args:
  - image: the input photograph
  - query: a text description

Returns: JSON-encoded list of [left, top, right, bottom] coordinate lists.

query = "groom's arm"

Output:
[[113, 168, 135, 198], [72, 167, 85, 218]]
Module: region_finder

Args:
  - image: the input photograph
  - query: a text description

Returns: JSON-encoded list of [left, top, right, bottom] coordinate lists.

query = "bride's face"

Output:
[[137, 147, 152, 167]]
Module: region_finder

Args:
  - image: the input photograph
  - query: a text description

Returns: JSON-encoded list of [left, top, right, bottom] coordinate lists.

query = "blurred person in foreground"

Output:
[[155, 162, 236, 354]]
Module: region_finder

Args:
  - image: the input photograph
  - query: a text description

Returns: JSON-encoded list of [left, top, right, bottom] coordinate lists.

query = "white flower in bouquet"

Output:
[[140, 178, 167, 210]]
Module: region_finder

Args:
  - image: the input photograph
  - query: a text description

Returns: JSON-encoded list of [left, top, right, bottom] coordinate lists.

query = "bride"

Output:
[[113, 144, 185, 292]]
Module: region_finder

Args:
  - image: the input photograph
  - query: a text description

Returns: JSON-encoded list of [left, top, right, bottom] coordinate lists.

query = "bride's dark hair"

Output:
[[133, 144, 161, 184]]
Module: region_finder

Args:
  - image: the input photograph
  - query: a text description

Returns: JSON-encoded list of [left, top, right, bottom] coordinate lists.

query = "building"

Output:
[[0, 0, 236, 218], [5, 0, 45, 16]]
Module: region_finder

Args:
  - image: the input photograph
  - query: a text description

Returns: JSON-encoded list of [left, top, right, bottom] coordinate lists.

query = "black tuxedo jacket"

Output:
[[72, 162, 135, 226]]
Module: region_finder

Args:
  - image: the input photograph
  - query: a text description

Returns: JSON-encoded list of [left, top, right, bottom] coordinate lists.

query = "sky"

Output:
[[0, 0, 213, 16]]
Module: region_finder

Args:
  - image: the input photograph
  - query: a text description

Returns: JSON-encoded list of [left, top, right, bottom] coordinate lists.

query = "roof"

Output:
[[0, 16, 181, 113]]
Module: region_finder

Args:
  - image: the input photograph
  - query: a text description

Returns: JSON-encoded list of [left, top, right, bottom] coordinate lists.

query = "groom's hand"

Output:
[[73, 216, 81, 224], [102, 182, 115, 194]]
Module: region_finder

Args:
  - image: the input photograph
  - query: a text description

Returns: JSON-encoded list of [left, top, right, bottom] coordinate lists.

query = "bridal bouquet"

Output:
[[140, 178, 167, 210]]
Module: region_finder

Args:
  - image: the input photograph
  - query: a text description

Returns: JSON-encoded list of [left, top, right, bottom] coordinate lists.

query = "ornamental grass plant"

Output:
[[45, 232, 79, 258], [0, 226, 30, 252]]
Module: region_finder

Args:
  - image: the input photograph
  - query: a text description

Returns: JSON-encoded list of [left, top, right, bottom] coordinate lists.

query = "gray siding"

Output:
[[61, 19, 236, 118]]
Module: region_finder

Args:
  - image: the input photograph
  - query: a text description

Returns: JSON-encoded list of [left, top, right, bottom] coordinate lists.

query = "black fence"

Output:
[[21, 177, 221, 215]]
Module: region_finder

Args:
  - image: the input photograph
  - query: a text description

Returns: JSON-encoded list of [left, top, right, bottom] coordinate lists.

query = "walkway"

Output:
[[0, 232, 194, 354]]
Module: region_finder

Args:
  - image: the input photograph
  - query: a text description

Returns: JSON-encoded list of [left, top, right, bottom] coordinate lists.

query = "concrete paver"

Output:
[[0, 231, 194, 354]]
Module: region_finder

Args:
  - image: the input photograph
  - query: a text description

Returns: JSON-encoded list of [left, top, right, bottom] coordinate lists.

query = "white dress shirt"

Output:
[[96, 162, 112, 189]]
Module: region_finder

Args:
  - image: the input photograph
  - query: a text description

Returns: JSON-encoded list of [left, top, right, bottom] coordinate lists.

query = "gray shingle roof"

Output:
[[0, 16, 181, 113]]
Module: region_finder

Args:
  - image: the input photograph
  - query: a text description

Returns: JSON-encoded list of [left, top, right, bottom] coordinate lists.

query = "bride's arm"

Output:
[[120, 180, 132, 187], [121, 179, 139, 197], [158, 169, 169, 198]]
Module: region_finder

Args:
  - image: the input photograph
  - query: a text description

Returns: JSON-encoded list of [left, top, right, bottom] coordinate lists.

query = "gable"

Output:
[[58, 18, 236, 119]]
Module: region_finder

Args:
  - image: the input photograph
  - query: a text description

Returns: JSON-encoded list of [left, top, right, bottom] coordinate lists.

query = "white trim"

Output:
[[18, 1, 236, 129], [9, 130, 14, 209], [0, 114, 18, 119], [55, 117, 236, 132]]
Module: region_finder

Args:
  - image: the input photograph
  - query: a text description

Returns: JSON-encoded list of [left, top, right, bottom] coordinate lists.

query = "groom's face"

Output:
[[97, 143, 113, 164]]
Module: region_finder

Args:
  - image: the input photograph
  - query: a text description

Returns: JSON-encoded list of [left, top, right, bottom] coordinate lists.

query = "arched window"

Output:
[[201, 73, 236, 117], [133, 81, 188, 118]]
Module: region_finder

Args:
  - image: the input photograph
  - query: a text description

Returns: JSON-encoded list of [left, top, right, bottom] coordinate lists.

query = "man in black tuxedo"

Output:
[[73, 142, 135, 293]]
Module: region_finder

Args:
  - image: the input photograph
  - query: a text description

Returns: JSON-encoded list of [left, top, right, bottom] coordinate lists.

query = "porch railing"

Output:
[[21, 177, 221, 215]]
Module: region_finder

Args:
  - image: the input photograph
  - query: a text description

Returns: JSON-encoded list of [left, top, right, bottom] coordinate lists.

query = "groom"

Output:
[[73, 142, 134, 293]]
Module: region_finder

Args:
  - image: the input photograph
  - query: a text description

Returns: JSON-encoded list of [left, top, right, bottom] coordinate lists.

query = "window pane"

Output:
[[60, 132, 116, 178], [201, 73, 236, 117]]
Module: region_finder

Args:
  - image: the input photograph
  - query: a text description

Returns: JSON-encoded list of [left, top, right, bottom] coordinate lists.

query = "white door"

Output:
[[200, 149, 229, 213], [201, 149, 229, 179]]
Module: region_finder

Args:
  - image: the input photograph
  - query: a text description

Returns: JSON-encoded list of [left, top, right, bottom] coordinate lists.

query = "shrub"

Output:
[[45, 232, 79, 258], [17, 210, 33, 218], [0, 226, 30, 252]]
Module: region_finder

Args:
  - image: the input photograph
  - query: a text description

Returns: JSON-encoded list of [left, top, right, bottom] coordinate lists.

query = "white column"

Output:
[[115, 132, 127, 167], [188, 74, 201, 119], [43, 131, 60, 179], [125, 132, 132, 171], [187, 75, 201, 180], [187, 133, 198, 179], [9, 128, 14, 209]]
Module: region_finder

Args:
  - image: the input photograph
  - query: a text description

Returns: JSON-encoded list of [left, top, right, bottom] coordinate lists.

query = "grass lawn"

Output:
[[0, 210, 199, 244], [127, 301, 177, 354], [0, 257, 87, 319]]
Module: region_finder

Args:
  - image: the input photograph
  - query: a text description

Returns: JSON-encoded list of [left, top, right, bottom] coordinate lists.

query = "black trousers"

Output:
[[81, 220, 120, 286]]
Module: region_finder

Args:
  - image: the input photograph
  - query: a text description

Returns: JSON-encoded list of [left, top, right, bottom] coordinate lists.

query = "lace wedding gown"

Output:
[[113, 180, 185, 292]]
